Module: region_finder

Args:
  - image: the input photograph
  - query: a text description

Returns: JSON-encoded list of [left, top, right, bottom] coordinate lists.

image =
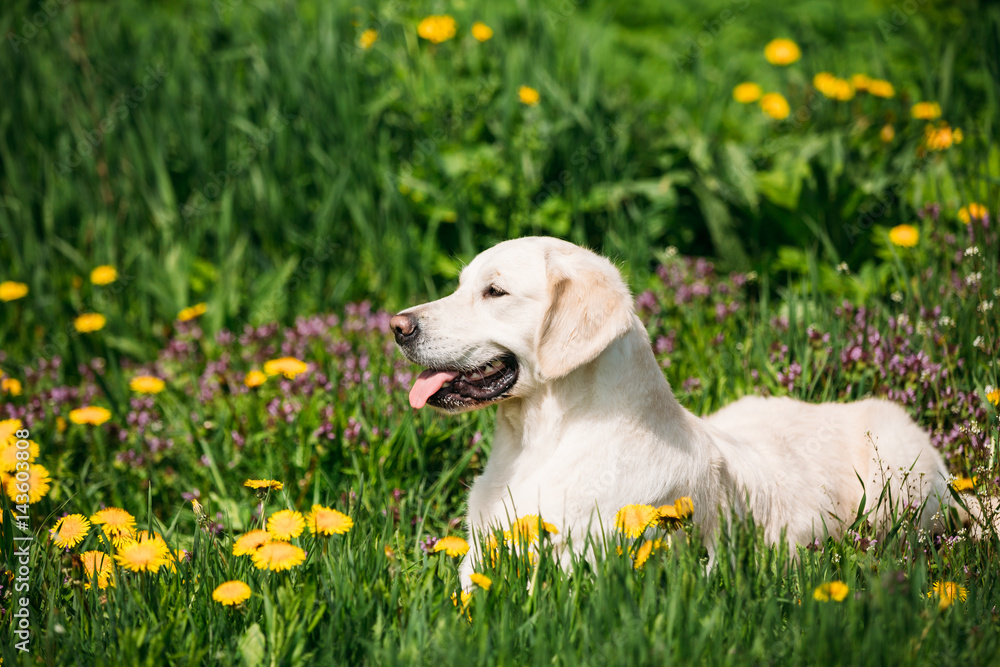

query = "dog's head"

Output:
[[391, 236, 635, 413]]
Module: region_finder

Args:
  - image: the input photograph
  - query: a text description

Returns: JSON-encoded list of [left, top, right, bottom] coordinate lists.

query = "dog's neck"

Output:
[[497, 317, 703, 454]]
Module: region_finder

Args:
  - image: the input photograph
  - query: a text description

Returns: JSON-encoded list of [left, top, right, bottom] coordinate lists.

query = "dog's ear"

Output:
[[535, 247, 635, 380]]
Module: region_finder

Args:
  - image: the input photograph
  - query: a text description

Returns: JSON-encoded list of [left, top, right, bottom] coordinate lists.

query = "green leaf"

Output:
[[692, 183, 749, 269], [239, 623, 267, 667]]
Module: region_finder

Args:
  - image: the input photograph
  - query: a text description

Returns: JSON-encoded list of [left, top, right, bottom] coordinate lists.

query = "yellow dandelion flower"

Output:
[[911, 101, 941, 120], [129, 376, 165, 394], [233, 529, 272, 556], [518, 85, 540, 106], [1, 377, 21, 396], [306, 505, 353, 536], [244, 478, 283, 492], [80, 550, 114, 589], [69, 406, 112, 425], [633, 538, 666, 569], [434, 535, 470, 557], [830, 78, 855, 101], [813, 580, 850, 601], [880, 124, 895, 143], [469, 572, 492, 590], [115, 534, 170, 573], [0, 281, 29, 302], [452, 589, 473, 620], [850, 74, 871, 91], [263, 356, 308, 379], [0, 418, 22, 443], [814, 73, 854, 100], [958, 203, 989, 225], [90, 507, 136, 548], [763, 38, 801, 65], [177, 302, 207, 321], [615, 504, 658, 539], [888, 224, 919, 248], [244, 369, 267, 387], [504, 515, 558, 545], [0, 439, 38, 472], [759, 92, 790, 120], [929, 581, 967, 610], [5, 464, 51, 504], [213, 580, 252, 606], [471, 22, 493, 42], [867, 79, 895, 98], [417, 15, 457, 44], [56, 416, 67, 433], [131, 529, 165, 544], [74, 313, 106, 333], [251, 541, 306, 571], [987, 388, 999, 407], [951, 476, 976, 492], [658, 497, 693, 529], [924, 122, 961, 151], [657, 504, 681, 525], [267, 509, 306, 540], [90, 265, 118, 285], [673, 496, 694, 518], [732, 82, 763, 104], [190, 498, 208, 527], [51, 514, 91, 549], [359, 29, 377, 49], [813, 72, 837, 95]]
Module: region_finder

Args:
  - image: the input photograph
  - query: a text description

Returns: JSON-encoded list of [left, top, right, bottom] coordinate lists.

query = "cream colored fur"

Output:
[[396, 237, 957, 589]]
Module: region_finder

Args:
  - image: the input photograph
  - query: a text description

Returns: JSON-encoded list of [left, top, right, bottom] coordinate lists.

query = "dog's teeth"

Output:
[[479, 361, 503, 378]]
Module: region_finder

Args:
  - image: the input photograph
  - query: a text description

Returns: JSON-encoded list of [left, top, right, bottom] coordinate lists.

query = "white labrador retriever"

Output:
[[391, 236, 957, 586]]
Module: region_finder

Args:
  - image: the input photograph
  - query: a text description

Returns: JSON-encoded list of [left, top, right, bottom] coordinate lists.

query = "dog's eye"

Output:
[[484, 284, 508, 298]]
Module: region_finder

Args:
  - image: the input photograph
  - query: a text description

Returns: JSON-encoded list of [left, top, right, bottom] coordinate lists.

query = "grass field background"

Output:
[[1, 0, 999, 664]]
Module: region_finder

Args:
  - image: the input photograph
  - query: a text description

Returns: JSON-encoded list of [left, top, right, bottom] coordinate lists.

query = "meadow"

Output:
[[1, 0, 1000, 664]]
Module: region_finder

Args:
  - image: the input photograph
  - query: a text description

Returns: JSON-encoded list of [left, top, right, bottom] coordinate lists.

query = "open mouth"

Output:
[[408, 355, 519, 411]]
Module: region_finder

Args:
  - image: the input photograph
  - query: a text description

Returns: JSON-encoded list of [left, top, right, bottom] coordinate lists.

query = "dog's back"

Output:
[[706, 395, 950, 541]]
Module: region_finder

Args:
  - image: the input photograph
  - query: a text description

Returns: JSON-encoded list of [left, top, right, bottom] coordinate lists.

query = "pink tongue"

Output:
[[409, 369, 461, 409]]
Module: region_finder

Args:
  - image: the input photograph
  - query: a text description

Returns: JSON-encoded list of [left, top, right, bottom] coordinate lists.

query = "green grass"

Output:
[[2, 0, 1000, 664]]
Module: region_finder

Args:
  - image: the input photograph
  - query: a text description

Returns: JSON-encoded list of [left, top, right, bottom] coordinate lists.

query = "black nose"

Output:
[[390, 313, 419, 344]]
